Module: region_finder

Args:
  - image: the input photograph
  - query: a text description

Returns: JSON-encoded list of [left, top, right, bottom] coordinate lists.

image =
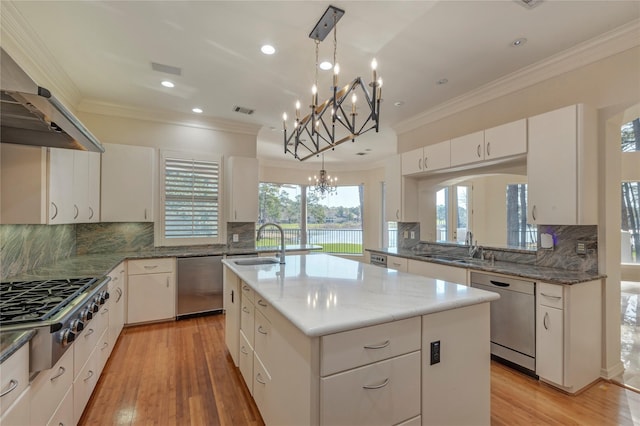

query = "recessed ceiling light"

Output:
[[319, 61, 333, 70], [436, 78, 448, 85], [161, 80, 175, 88], [192, 108, 203, 114], [512, 38, 527, 47], [261, 45, 276, 55], [394, 101, 404, 107]]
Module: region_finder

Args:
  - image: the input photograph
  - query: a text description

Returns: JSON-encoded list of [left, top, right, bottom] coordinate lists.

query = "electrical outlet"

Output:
[[430, 340, 440, 365], [232, 233, 239, 243], [576, 241, 587, 255], [403, 231, 409, 238], [410, 231, 415, 239]]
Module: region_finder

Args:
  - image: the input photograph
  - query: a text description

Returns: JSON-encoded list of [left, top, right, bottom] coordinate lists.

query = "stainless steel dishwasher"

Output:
[[177, 256, 223, 319], [470, 272, 536, 375]]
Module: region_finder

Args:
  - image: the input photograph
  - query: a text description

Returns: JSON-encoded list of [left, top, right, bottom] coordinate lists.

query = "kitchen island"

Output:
[[222, 253, 499, 426]]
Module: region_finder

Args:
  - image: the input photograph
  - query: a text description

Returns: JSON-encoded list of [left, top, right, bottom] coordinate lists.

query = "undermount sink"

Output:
[[233, 257, 280, 266]]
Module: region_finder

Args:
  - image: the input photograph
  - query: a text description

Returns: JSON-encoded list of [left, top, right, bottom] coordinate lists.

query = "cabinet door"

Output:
[[46, 387, 73, 426], [385, 155, 402, 221], [73, 346, 100, 424], [29, 347, 73, 426], [527, 105, 577, 224], [101, 143, 154, 222], [127, 272, 175, 324], [484, 119, 527, 160], [239, 330, 254, 394], [227, 156, 258, 222], [48, 148, 75, 224], [0, 387, 29, 426], [73, 150, 89, 222], [536, 305, 564, 385], [223, 267, 240, 366], [401, 147, 424, 175], [423, 140, 451, 171], [450, 131, 484, 167], [108, 263, 126, 350], [87, 151, 101, 222]]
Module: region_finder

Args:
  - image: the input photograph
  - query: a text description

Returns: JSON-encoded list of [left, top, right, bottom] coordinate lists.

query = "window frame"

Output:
[[157, 149, 224, 247]]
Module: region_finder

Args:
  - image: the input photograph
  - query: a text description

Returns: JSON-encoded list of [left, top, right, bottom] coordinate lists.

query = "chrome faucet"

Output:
[[256, 222, 286, 264], [469, 239, 481, 259]]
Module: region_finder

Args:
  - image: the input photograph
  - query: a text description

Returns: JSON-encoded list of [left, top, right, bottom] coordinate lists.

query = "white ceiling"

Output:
[[2, 1, 639, 169]]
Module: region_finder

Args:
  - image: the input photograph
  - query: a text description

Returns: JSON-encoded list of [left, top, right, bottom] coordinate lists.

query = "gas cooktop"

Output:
[[0, 277, 99, 324]]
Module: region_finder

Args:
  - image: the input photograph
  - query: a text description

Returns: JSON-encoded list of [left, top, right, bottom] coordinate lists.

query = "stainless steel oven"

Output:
[[470, 272, 536, 375]]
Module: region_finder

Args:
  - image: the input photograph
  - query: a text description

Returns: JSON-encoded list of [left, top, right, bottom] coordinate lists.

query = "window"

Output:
[[160, 151, 221, 246], [622, 119, 640, 152], [257, 182, 364, 255], [436, 185, 471, 243], [621, 119, 640, 264], [506, 184, 536, 249]]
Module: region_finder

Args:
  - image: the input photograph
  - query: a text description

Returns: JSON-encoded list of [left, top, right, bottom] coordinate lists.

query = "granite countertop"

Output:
[[367, 248, 605, 285], [222, 253, 499, 337], [3, 244, 323, 282], [0, 330, 36, 363]]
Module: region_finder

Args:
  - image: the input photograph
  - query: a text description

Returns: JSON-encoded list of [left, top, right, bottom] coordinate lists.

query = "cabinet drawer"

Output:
[[320, 351, 421, 426], [252, 352, 272, 424], [0, 385, 29, 426], [46, 387, 73, 426], [239, 330, 254, 395], [128, 258, 174, 275], [74, 304, 109, 378], [240, 299, 255, 347], [254, 309, 272, 368], [321, 317, 421, 376], [73, 346, 101, 424], [254, 295, 271, 318], [29, 347, 73, 426], [538, 282, 564, 309], [0, 344, 28, 414], [386, 256, 408, 272], [240, 280, 254, 303]]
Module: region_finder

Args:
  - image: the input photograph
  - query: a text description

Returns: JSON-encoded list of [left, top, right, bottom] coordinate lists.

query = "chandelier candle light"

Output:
[[283, 5, 382, 162], [309, 154, 337, 197]]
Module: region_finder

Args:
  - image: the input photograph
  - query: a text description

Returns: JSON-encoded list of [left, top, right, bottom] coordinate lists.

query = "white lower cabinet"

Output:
[[239, 330, 254, 395], [108, 262, 127, 354], [0, 386, 29, 426], [320, 351, 421, 426], [74, 343, 102, 424], [127, 258, 176, 324], [46, 387, 73, 426], [223, 268, 241, 366], [0, 344, 29, 415], [29, 347, 74, 425], [535, 280, 602, 393], [386, 255, 408, 272]]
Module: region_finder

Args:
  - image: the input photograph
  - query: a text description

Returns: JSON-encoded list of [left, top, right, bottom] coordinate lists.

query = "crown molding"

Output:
[[259, 157, 385, 172], [394, 19, 640, 135], [0, 1, 82, 109], [78, 99, 262, 136]]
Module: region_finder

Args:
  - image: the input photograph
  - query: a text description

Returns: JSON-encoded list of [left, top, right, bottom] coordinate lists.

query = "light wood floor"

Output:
[[80, 314, 640, 426]]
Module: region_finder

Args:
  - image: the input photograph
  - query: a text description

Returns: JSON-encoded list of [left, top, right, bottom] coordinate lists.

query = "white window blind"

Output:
[[164, 157, 219, 239]]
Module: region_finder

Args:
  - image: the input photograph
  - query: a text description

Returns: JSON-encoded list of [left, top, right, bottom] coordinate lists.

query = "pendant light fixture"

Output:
[[308, 154, 337, 197], [283, 5, 382, 162]]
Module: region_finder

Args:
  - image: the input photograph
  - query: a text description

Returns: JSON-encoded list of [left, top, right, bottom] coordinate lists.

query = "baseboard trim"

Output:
[[601, 362, 625, 380]]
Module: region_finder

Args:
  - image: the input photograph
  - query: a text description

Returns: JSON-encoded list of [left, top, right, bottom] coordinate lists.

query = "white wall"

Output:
[[260, 165, 385, 261], [398, 46, 640, 379]]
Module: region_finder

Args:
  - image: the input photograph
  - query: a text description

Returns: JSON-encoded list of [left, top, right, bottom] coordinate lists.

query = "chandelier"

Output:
[[308, 154, 337, 197], [283, 5, 382, 162]]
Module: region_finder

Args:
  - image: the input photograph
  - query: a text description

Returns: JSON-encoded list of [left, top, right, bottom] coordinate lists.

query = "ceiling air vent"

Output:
[[356, 152, 367, 156], [233, 105, 255, 115], [151, 62, 182, 76], [515, 0, 543, 9]]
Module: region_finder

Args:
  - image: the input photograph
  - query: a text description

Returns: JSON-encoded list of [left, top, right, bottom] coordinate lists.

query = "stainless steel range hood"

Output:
[[0, 48, 104, 152]]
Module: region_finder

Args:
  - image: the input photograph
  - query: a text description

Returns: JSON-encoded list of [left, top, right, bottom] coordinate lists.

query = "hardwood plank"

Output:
[[80, 314, 640, 426]]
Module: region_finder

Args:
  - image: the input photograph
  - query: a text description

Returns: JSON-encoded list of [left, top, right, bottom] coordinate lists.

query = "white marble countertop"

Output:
[[222, 253, 499, 337]]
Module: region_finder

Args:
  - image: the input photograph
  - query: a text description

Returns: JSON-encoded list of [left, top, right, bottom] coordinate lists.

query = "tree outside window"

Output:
[[621, 118, 640, 263]]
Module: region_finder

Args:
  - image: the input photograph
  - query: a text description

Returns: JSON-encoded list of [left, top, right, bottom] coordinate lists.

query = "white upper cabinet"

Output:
[[0, 144, 101, 225], [484, 119, 527, 161], [527, 104, 597, 225], [401, 141, 450, 176], [47, 148, 75, 224], [101, 143, 155, 222], [450, 130, 485, 167], [226, 156, 258, 222], [385, 155, 418, 222]]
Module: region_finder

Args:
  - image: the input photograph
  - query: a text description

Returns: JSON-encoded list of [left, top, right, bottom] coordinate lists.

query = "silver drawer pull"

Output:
[[144, 265, 158, 269], [364, 340, 390, 350], [84, 328, 95, 338], [363, 378, 389, 390], [540, 293, 561, 300], [256, 373, 266, 385], [242, 306, 250, 313], [0, 379, 18, 397], [257, 299, 268, 307], [84, 370, 94, 382], [50, 366, 66, 381], [240, 346, 249, 355], [242, 285, 250, 291], [258, 326, 268, 335], [101, 308, 109, 315], [101, 342, 109, 350]]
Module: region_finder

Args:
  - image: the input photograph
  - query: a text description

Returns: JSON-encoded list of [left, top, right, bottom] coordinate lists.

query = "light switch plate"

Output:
[[576, 241, 587, 255], [232, 233, 239, 242]]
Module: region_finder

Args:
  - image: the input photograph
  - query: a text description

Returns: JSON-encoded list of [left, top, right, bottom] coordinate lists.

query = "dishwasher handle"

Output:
[[489, 280, 510, 288]]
